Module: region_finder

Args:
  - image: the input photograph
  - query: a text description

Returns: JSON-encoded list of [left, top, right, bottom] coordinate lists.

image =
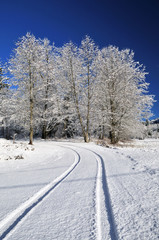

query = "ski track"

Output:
[[61, 144, 118, 240], [0, 146, 80, 240]]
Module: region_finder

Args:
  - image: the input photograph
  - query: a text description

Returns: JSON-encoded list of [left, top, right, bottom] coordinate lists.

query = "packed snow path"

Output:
[[0, 142, 114, 239], [0, 139, 159, 239], [0, 145, 80, 239]]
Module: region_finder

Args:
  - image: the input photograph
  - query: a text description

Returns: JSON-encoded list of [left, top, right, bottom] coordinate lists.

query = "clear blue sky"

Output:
[[1, 0, 159, 118]]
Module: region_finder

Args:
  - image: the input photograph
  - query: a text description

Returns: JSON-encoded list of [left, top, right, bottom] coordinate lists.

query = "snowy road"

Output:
[[0, 145, 80, 239], [0, 139, 159, 239], [0, 143, 111, 240]]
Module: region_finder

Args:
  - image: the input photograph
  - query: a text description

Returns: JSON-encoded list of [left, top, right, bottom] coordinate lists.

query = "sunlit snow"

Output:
[[0, 139, 159, 239]]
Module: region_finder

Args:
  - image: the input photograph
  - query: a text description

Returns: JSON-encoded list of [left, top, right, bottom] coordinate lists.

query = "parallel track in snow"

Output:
[[63, 144, 118, 240], [92, 149, 118, 240], [0, 143, 118, 240], [0, 147, 80, 240]]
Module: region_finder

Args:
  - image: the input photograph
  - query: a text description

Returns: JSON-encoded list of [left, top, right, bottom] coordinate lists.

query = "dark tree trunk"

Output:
[[109, 130, 118, 144], [42, 124, 47, 139]]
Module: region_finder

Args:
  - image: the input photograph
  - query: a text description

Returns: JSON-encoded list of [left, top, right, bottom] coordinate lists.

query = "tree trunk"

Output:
[[69, 57, 89, 143], [109, 87, 119, 144], [84, 132, 89, 143], [86, 64, 90, 142], [109, 129, 118, 144], [6, 126, 9, 140], [1, 120, 4, 138], [101, 124, 105, 140], [42, 124, 47, 139], [29, 106, 33, 145], [29, 63, 34, 145], [41, 53, 49, 140]]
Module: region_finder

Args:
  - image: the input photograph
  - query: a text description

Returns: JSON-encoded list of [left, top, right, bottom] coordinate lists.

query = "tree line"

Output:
[[0, 33, 154, 144]]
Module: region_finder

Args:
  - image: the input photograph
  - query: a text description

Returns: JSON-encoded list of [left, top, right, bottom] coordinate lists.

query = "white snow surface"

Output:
[[0, 138, 159, 239]]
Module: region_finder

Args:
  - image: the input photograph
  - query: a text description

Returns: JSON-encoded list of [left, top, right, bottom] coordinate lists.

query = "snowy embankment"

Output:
[[0, 138, 159, 239]]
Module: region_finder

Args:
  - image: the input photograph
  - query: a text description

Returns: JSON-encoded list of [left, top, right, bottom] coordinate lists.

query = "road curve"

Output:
[[6, 143, 98, 240], [0, 146, 80, 239], [1, 142, 118, 240]]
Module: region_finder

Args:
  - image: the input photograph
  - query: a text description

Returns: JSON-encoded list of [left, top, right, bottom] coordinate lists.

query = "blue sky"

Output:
[[1, 0, 159, 118]]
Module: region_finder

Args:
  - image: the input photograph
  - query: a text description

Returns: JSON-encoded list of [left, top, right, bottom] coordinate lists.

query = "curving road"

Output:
[[0, 142, 116, 240], [1, 141, 158, 239]]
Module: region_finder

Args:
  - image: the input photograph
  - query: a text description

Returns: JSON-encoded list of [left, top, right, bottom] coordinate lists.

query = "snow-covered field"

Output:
[[0, 138, 159, 239]]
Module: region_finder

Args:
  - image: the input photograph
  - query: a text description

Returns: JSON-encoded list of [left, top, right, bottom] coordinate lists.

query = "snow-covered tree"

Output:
[[55, 42, 80, 137], [5, 34, 154, 143], [58, 41, 85, 142], [0, 63, 11, 138], [96, 46, 154, 143], [57, 36, 98, 142], [78, 36, 98, 142], [35, 38, 59, 139], [8, 33, 41, 144]]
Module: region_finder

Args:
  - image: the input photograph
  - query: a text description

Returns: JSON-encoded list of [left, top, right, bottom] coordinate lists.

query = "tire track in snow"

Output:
[[64, 144, 118, 240], [99, 153, 118, 240], [86, 148, 118, 240], [85, 148, 118, 240], [94, 153, 102, 240], [56, 143, 101, 239], [0, 147, 80, 240]]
